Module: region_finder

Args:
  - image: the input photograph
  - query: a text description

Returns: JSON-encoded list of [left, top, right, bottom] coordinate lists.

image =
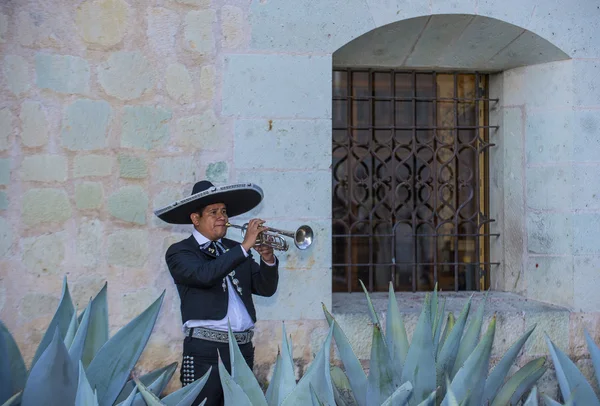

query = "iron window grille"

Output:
[[332, 69, 499, 292]]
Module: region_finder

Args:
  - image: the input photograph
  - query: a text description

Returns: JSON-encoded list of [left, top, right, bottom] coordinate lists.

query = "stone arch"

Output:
[[333, 14, 570, 70]]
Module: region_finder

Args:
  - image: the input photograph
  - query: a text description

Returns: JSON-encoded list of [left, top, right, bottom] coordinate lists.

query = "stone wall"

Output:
[[1, 0, 599, 396]]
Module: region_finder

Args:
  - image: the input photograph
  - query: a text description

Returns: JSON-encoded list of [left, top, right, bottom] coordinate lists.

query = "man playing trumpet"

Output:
[[154, 180, 279, 406]]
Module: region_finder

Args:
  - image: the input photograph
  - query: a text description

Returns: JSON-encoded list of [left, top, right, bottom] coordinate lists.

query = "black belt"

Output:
[[184, 326, 254, 345]]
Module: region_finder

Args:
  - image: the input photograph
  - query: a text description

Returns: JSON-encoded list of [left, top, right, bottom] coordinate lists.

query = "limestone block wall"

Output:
[[1, 0, 600, 393]]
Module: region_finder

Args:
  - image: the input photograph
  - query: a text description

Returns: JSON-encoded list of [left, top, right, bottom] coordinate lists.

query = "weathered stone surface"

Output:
[[153, 157, 199, 184], [175, 0, 210, 6], [572, 164, 600, 210], [120, 288, 162, 323], [526, 110, 573, 164], [0, 159, 10, 185], [0, 13, 7, 43], [76, 0, 129, 46], [222, 54, 332, 118], [15, 9, 67, 48], [75, 182, 104, 209], [573, 214, 600, 255], [20, 294, 59, 319], [71, 275, 107, 308], [73, 155, 113, 177], [574, 60, 600, 106], [0, 217, 12, 257], [22, 232, 66, 275], [249, 0, 373, 52], [366, 0, 430, 27], [527, 212, 572, 255], [199, 65, 215, 102], [221, 5, 245, 49], [20, 155, 68, 182], [574, 110, 600, 162], [108, 185, 148, 225], [430, 0, 475, 14], [22, 189, 72, 226], [234, 119, 331, 169], [205, 162, 227, 183], [121, 105, 172, 150], [35, 53, 90, 94], [526, 166, 571, 210], [237, 171, 330, 218], [119, 155, 147, 179], [98, 52, 155, 100], [0, 191, 7, 210], [77, 219, 103, 267], [183, 10, 216, 55], [62, 99, 111, 151], [165, 63, 194, 104], [0, 108, 13, 150], [107, 229, 148, 267], [20, 101, 49, 148], [523, 60, 574, 109], [569, 313, 600, 357], [175, 110, 220, 149], [526, 256, 573, 308], [3, 55, 30, 96], [147, 8, 179, 56], [524, 310, 570, 356]]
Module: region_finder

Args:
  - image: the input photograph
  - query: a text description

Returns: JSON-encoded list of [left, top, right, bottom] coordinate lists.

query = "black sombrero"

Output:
[[154, 181, 263, 224]]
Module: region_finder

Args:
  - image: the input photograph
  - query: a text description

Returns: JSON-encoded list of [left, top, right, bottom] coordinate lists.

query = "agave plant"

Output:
[[0, 277, 209, 406], [322, 281, 547, 405]]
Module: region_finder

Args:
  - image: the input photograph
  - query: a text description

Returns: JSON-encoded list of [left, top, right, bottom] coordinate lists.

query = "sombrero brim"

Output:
[[154, 183, 263, 224]]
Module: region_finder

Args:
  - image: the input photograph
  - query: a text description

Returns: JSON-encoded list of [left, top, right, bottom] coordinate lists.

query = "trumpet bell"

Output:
[[294, 225, 313, 250]]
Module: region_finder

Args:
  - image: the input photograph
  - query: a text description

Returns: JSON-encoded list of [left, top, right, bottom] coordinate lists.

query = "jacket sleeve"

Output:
[[250, 254, 279, 297], [166, 244, 247, 288]]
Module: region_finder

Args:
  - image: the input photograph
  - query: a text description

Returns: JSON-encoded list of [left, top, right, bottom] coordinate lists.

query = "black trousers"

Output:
[[181, 336, 255, 406]]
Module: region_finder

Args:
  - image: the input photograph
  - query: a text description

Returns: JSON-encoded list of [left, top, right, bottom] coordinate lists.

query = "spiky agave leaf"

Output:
[[31, 277, 75, 369], [114, 362, 178, 405], [542, 395, 562, 406], [323, 305, 368, 406], [436, 297, 471, 391], [70, 300, 92, 364], [64, 311, 79, 350], [133, 377, 165, 406], [81, 283, 109, 369], [380, 381, 412, 406], [0, 392, 22, 406], [227, 323, 268, 406], [483, 324, 537, 403], [0, 321, 26, 400], [584, 329, 600, 390], [415, 390, 437, 406], [366, 324, 402, 406], [489, 357, 546, 406], [119, 387, 138, 406], [386, 282, 409, 370], [442, 316, 496, 406], [75, 361, 99, 406], [438, 312, 455, 357], [359, 280, 381, 326], [281, 325, 335, 406], [310, 384, 325, 406], [545, 334, 600, 406], [401, 294, 436, 405], [161, 368, 211, 406], [330, 366, 357, 406], [86, 291, 165, 406], [22, 328, 78, 406], [269, 323, 297, 404], [218, 353, 253, 406], [432, 298, 446, 357], [523, 386, 538, 406], [450, 291, 488, 378]]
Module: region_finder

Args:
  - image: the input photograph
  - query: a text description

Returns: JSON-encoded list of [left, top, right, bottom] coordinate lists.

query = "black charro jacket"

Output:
[[165, 235, 279, 325]]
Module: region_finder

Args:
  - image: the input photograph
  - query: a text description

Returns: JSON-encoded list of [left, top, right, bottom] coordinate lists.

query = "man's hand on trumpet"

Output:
[[241, 218, 275, 263]]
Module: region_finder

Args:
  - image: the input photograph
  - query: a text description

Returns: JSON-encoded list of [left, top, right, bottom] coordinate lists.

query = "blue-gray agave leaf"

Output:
[[310, 384, 325, 406], [437, 297, 471, 389], [119, 387, 137, 406], [133, 378, 165, 406], [0, 330, 13, 403], [442, 316, 496, 406], [0, 321, 26, 399], [330, 366, 357, 406], [122, 370, 172, 406], [438, 312, 455, 357], [86, 291, 165, 406], [523, 386, 538, 406], [281, 325, 335, 406], [22, 328, 78, 406], [545, 335, 600, 406], [542, 395, 563, 406], [584, 329, 600, 390], [161, 367, 211, 406], [70, 300, 92, 364], [31, 277, 75, 369], [401, 294, 436, 406], [81, 283, 109, 369], [115, 362, 178, 404], [380, 381, 412, 406], [64, 311, 79, 349], [386, 282, 409, 370], [415, 390, 437, 406], [366, 324, 402, 406], [227, 323, 268, 406], [218, 355, 253, 406], [489, 357, 546, 406], [451, 292, 488, 378], [75, 361, 99, 406], [483, 324, 536, 403], [0, 392, 22, 406], [323, 305, 367, 406], [432, 298, 446, 357], [265, 324, 296, 406], [359, 281, 381, 326]]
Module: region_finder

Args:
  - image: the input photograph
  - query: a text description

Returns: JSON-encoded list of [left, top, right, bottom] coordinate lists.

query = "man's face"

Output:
[[192, 203, 228, 241]]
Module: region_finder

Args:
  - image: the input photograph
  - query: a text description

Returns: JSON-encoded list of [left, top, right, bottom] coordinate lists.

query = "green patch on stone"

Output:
[[0, 158, 10, 185], [206, 161, 228, 183], [119, 155, 148, 179], [62, 99, 111, 151], [22, 188, 72, 226], [121, 106, 172, 150], [75, 182, 104, 210], [35, 53, 90, 94], [107, 185, 148, 225], [0, 191, 7, 210]]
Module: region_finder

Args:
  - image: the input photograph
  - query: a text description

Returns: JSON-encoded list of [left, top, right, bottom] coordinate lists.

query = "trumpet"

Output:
[[226, 222, 314, 252]]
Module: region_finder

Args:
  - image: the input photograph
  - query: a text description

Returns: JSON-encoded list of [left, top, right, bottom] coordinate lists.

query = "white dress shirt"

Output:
[[183, 229, 274, 332]]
